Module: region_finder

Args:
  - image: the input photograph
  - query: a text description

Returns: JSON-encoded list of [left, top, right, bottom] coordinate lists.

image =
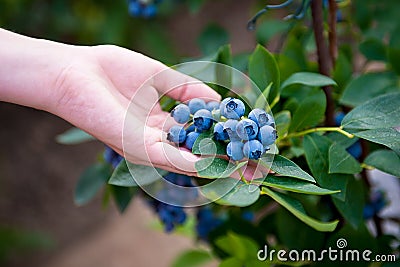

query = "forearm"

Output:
[[0, 28, 77, 112]]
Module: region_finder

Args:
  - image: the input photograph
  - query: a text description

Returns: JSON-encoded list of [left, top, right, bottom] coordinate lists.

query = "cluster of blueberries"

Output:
[[363, 190, 387, 220], [128, 0, 161, 18], [167, 97, 277, 161]]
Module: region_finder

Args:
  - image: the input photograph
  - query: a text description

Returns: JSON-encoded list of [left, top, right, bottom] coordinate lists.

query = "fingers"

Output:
[[151, 67, 221, 103]]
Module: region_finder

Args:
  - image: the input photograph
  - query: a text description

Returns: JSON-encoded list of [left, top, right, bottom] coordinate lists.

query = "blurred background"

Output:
[[0, 1, 261, 266]]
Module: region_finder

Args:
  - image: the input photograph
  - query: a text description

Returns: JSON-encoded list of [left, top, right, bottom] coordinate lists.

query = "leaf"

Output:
[[248, 44, 280, 104], [332, 51, 352, 92], [264, 155, 316, 183], [108, 160, 167, 187], [186, 0, 206, 14], [332, 177, 365, 228], [359, 39, 387, 61], [254, 83, 273, 110], [388, 24, 400, 75], [219, 258, 242, 267], [261, 187, 339, 232], [74, 163, 112, 205], [289, 89, 326, 132], [341, 92, 400, 129], [201, 179, 260, 207], [328, 144, 362, 174], [303, 134, 348, 201], [110, 185, 136, 213], [364, 149, 400, 177], [195, 158, 247, 178], [171, 249, 213, 267], [262, 176, 340, 195], [354, 128, 400, 155], [256, 20, 290, 44], [192, 133, 227, 156], [280, 72, 337, 90], [214, 44, 233, 96], [198, 23, 229, 55], [56, 127, 95, 144], [215, 232, 259, 260], [275, 110, 291, 138], [339, 73, 399, 107]]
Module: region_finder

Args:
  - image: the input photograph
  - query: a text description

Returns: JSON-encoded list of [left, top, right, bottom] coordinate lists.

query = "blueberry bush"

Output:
[[5, 0, 399, 266]]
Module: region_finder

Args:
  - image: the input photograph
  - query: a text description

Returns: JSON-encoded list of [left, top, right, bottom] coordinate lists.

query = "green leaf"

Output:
[[359, 39, 387, 61], [262, 176, 340, 195], [303, 134, 348, 201], [219, 258, 243, 267], [281, 72, 337, 90], [340, 73, 399, 107], [74, 163, 112, 205], [364, 149, 400, 177], [354, 128, 400, 155], [341, 92, 400, 129], [215, 232, 259, 260], [171, 249, 213, 267], [56, 127, 95, 144], [264, 155, 316, 183], [201, 179, 260, 207], [110, 185, 136, 213], [275, 110, 291, 138], [254, 83, 273, 110], [248, 44, 280, 104], [388, 24, 400, 74], [332, 51, 352, 92], [192, 133, 227, 156], [328, 144, 362, 174], [198, 23, 229, 55], [261, 187, 338, 232], [256, 20, 290, 44], [108, 160, 167, 187], [195, 158, 246, 178], [332, 177, 365, 228], [289, 89, 326, 132]]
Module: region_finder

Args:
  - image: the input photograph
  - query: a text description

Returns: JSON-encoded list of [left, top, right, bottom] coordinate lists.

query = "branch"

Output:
[[311, 0, 335, 126], [328, 0, 338, 67]]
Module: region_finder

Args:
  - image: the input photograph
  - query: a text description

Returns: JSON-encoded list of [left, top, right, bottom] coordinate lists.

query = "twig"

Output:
[[328, 0, 338, 67], [311, 0, 335, 126]]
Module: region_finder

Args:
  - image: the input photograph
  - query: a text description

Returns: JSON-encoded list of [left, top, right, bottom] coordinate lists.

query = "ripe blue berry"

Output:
[[185, 124, 196, 133], [128, 1, 142, 16], [213, 122, 229, 141], [171, 103, 190, 124], [188, 98, 206, 114], [103, 146, 123, 168], [206, 101, 220, 111], [220, 98, 245, 119], [227, 141, 244, 161], [184, 132, 200, 150], [193, 109, 213, 131], [143, 4, 157, 18], [196, 207, 223, 240], [243, 140, 264, 160], [248, 108, 274, 127], [223, 119, 241, 141], [257, 125, 277, 146], [236, 119, 259, 140], [167, 125, 187, 144]]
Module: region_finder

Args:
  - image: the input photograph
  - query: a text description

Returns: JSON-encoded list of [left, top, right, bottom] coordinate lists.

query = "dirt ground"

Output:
[[0, 1, 257, 266]]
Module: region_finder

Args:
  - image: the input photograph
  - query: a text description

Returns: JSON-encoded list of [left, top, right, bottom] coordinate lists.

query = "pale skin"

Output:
[[0, 28, 263, 180]]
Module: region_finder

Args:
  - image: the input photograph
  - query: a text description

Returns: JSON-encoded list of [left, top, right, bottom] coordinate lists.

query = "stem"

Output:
[[328, 0, 338, 67], [282, 127, 354, 139], [311, 0, 335, 126], [237, 166, 249, 184]]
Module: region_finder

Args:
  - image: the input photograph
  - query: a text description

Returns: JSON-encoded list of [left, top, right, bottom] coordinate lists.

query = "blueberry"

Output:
[[171, 103, 190, 124], [188, 98, 206, 114], [128, 1, 142, 17], [258, 125, 277, 146], [167, 125, 187, 144], [184, 131, 200, 150], [334, 111, 345, 126], [193, 109, 213, 131], [248, 108, 274, 127], [213, 122, 229, 141], [103, 146, 123, 168], [347, 141, 362, 159], [236, 119, 259, 140], [243, 140, 264, 160], [143, 4, 157, 18], [196, 207, 223, 240], [223, 119, 241, 141], [227, 141, 244, 161], [220, 98, 245, 119], [185, 124, 196, 133], [206, 101, 220, 111]]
